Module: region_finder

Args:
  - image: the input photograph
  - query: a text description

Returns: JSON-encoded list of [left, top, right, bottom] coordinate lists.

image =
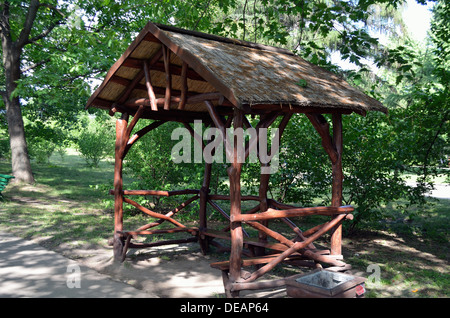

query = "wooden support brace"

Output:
[[123, 197, 186, 228], [205, 100, 233, 161], [306, 113, 338, 164], [120, 227, 198, 237], [124, 120, 165, 158], [125, 105, 144, 141], [116, 48, 163, 106], [143, 60, 158, 111], [134, 194, 199, 232], [242, 213, 348, 283]]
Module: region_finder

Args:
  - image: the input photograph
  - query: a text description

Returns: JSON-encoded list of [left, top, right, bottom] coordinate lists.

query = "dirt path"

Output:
[[0, 231, 156, 298], [71, 243, 228, 298], [56, 241, 287, 298]]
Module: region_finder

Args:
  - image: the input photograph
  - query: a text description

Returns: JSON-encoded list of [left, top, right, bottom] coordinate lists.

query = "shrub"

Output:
[[75, 114, 114, 167]]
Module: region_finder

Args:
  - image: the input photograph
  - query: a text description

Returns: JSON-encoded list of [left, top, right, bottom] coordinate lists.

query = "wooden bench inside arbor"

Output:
[[86, 22, 388, 297]]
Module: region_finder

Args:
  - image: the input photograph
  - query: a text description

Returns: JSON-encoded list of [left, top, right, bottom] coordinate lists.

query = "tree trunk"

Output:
[[2, 41, 35, 184]]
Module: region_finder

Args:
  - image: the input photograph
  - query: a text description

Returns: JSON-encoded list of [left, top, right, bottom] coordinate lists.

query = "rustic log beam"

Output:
[[268, 199, 298, 210], [281, 217, 315, 249], [199, 162, 212, 254], [120, 227, 198, 236], [331, 112, 344, 255], [121, 58, 206, 81], [207, 199, 251, 238], [208, 199, 230, 221], [231, 278, 287, 292], [255, 164, 270, 256], [302, 223, 324, 237], [246, 221, 293, 248], [250, 103, 356, 115], [125, 105, 144, 142], [258, 111, 280, 128], [301, 249, 346, 267], [187, 92, 226, 104], [243, 213, 348, 283], [113, 114, 128, 262], [124, 120, 165, 158], [134, 195, 199, 233], [128, 237, 197, 249], [124, 92, 227, 108], [110, 189, 200, 196], [121, 235, 132, 262], [109, 76, 230, 105], [131, 107, 213, 124], [244, 111, 280, 160], [205, 100, 233, 161], [162, 45, 172, 110], [123, 197, 186, 228], [306, 113, 338, 164], [278, 112, 293, 137], [116, 48, 163, 106], [228, 108, 244, 289], [225, 115, 233, 128], [143, 60, 158, 111], [231, 206, 354, 223]]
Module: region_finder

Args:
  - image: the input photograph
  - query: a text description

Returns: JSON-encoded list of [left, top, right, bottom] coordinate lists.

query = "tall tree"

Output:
[[0, 0, 65, 183], [0, 0, 194, 183]]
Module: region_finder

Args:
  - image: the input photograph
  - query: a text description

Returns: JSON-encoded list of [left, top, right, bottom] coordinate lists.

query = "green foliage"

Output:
[[269, 115, 331, 206], [339, 0, 449, 229], [124, 120, 204, 210], [0, 124, 9, 159], [25, 119, 68, 164], [74, 113, 115, 167]]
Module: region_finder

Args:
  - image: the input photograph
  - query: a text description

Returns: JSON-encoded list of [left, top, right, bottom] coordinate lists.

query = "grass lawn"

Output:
[[0, 150, 448, 298]]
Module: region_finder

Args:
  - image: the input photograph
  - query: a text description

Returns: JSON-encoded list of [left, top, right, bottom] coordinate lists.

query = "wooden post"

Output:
[[330, 113, 343, 255], [199, 161, 212, 254], [228, 108, 244, 292], [306, 113, 344, 256], [113, 113, 128, 261]]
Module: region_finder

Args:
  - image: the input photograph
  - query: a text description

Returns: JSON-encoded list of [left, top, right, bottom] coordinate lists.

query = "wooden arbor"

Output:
[[86, 22, 388, 297]]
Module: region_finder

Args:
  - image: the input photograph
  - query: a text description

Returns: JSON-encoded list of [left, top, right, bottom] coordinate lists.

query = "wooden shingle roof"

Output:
[[86, 22, 388, 119]]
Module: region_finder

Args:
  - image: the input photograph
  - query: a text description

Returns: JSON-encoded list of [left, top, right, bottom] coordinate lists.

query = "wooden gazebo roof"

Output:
[[86, 22, 388, 120]]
